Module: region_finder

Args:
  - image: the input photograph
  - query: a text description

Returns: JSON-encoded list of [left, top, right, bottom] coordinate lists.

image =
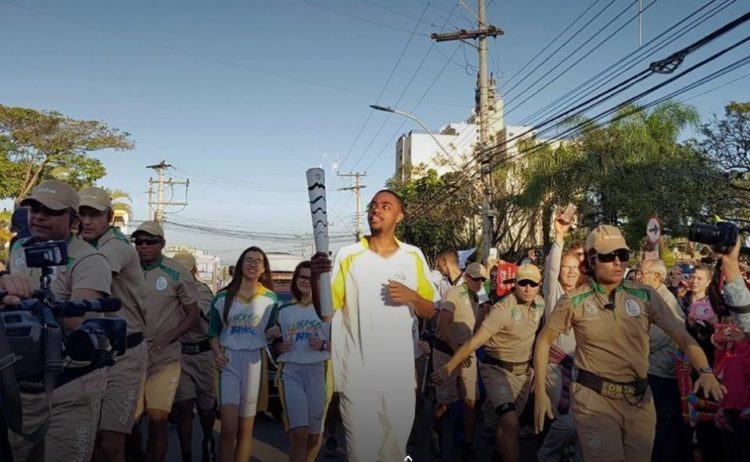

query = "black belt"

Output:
[[482, 355, 531, 375], [181, 340, 211, 355], [576, 369, 648, 401], [127, 332, 143, 349], [432, 338, 454, 356]]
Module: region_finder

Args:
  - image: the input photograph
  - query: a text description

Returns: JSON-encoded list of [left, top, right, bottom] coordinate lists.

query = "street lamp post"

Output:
[[370, 105, 458, 165]]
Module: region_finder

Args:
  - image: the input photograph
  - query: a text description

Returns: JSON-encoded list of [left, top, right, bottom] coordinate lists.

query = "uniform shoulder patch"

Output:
[[569, 285, 594, 307]]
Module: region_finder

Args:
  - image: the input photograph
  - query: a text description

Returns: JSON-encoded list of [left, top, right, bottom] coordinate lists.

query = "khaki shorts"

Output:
[[10, 369, 107, 462], [479, 362, 533, 428], [142, 360, 181, 413], [99, 341, 147, 433], [573, 382, 656, 461], [433, 349, 477, 404], [175, 350, 216, 410]]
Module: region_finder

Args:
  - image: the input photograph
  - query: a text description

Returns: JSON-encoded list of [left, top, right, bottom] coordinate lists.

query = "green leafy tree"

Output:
[[693, 101, 750, 213], [0, 105, 134, 202], [512, 102, 730, 247], [106, 188, 133, 216]]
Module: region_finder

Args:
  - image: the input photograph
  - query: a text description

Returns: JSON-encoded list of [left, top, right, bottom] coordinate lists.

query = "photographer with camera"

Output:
[[130, 221, 199, 462], [719, 240, 750, 333], [0, 180, 113, 462], [77, 187, 148, 462]]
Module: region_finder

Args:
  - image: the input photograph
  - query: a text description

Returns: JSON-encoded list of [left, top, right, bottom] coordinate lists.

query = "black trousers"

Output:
[[649, 374, 693, 462]]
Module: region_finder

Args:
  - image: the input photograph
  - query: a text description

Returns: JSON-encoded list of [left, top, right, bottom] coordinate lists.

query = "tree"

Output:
[[693, 101, 750, 212], [512, 102, 731, 247], [389, 168, 480, 261], [0, 105, 134, 203], [106, 188, 133, 216]]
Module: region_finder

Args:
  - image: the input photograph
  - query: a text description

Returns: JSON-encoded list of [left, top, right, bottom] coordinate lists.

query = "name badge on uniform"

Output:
[[15, 252, 25, 268], [625, 299, 641, 317], [584, 300, 599, 318], [155, 276, 168, 291], [511, 307, 522, 323]]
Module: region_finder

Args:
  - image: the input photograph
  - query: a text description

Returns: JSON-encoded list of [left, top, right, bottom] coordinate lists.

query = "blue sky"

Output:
[[1, 0, 748, 262]]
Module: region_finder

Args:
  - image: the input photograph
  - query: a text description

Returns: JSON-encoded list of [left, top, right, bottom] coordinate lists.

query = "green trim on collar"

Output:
[[141, 255, 164, 271], [158, 263, 181, 283], [570, 290, 594, 306], [622, 285, 650, 302]]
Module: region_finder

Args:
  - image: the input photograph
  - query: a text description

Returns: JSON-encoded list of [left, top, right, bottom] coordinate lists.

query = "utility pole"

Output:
[[337, 171, 367, 241], [146, 160, 189, 225], [432, 0, 502, 264]]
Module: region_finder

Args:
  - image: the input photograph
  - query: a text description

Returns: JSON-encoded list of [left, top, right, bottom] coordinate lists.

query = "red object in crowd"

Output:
[[713, 325, 750, 410], [495, 262, 518, 299]]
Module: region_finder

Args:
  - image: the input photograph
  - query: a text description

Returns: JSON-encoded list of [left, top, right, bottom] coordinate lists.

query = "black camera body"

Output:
[[689, 221, 750, 255], [1, 240, 126, 379]]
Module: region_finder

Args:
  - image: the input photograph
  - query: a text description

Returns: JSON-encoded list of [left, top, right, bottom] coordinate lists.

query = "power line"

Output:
[[502, 0, 606, 88], [505, 0, 659, 114], [406, 14, 750, 219], [359, 0, 443, 28], [412, 47, 750, 220], [502, 0, 620, 96], [336, 0, 434, 170], [294, 0, 430, 36], [0, 0, 468, 107], [519, 0, 733, 126]]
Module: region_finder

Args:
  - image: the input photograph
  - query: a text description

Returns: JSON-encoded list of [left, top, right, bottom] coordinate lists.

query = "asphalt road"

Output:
[[162, 401, 543, 462]]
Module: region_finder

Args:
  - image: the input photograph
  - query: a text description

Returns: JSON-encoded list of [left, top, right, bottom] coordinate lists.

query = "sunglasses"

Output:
[[517, 280, 540, 288], [597, 249, 630, 263], [466, 274, 487, 282], [28, 202, 69, 217], [132, 237, 162, 246]]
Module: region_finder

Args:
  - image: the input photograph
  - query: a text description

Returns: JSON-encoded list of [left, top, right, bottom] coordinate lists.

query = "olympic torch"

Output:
[[306, 168, 334, 319]]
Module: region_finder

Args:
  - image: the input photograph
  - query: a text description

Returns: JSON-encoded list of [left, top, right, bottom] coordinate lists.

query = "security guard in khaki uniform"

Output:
[[534, 225, 725, 461], [171, 251, 217, 462], [131, 221, 199, 462], [433, 264, 545, 462], [1, 180, 113, 462], [430, 262, 487, 458], [77, 187, 148, 462]]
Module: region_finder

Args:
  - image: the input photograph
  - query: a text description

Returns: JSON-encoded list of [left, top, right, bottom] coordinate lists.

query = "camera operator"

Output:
[[77, 187, 148, 462], [0, 180, 113, 462], [129, 221, 199, 462], [719, 240, 750, 334]]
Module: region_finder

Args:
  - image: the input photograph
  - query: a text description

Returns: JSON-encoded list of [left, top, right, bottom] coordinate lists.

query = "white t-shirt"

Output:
[[208, 286, 276, 351], [330, 238, 437, 394], [275, 301, 330, 364]]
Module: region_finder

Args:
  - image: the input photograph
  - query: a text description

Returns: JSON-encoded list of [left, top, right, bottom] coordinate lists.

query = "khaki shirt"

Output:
[[438, 284, 479, 348], [142, 256, 198, 364], [10, 235, 112, 309], [180, 279, 213, 343], [547, 279, 685, 383], [93, 227, 147, 334], [481, 292, 545, 362]]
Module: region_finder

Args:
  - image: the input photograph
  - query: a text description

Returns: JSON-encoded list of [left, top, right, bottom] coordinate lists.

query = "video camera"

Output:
[[0, 240, 125, 442], [688, 221, 750, 255], [1, 240, 126, 379]]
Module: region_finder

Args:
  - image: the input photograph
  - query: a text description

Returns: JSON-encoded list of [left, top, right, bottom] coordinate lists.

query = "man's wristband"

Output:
[[319, 340, 327, 351], [699, 366, 714, 375]]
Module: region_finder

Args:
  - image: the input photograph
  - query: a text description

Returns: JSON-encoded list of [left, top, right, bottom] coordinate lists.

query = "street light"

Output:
[[369, 105, 457, 163]]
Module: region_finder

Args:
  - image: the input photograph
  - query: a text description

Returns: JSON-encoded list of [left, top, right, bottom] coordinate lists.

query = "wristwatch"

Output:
[[319, 340, 327, 351], [699, 366, 714, 375]]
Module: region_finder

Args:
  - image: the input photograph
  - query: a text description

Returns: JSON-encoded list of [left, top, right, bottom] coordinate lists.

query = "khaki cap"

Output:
[[78, 187, 112, 212], [172, 251, 196, 271], [516, 264, 542, 283], [465, 262, 489, 280], [132, 220, 164, 239], [20, 180, 78, 211], [586, 224, 630, 254]]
